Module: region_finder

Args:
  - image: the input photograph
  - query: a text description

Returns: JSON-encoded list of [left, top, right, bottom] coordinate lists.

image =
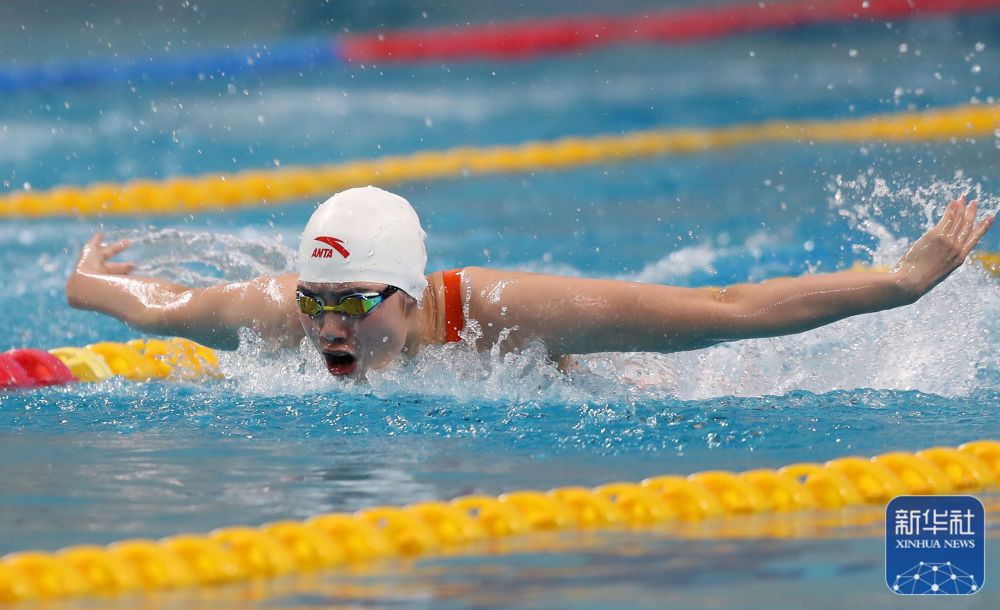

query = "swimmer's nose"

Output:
[[318, 313, 352, 343]]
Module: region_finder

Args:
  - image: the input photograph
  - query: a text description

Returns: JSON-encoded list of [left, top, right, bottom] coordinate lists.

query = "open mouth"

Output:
[[323, 351, 357, 376]]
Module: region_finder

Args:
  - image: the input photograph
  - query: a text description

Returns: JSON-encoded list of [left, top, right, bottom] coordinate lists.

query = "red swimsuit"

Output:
[[441, 269, 464, 343]]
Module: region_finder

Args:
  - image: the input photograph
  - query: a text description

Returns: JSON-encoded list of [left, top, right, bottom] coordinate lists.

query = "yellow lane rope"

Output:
[[979, 251, 1000, 276], [1, 440, 998, 602], [1, 103, 999, 218], [47, 338, 220, 383]]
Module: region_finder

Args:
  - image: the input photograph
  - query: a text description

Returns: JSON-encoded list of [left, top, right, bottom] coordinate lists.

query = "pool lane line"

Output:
[[3, 0, 1000, 93], [0, 38, 335, 95], [1, 440, 998, 602], [340, 0, 1000, 64], [2, 339, 221, 390], [2, 102, 1000, 219]]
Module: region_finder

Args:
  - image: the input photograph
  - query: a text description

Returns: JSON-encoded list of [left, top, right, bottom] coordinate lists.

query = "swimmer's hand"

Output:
[[66, 232, 136, 309], [74, 232, 135, 276], [892, 196, 995, 301]]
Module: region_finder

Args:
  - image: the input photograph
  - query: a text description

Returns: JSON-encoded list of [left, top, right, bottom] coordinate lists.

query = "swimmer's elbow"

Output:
[[120, 291, 193, 335], [126, 296, 242, 351], [707, 285, 811, 341], [699, 290, 764, 342], [65, 273, 99, 311], [66, 287, 85, 310]]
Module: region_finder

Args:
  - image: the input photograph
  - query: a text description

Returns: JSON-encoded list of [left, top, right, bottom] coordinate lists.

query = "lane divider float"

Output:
[[2, 0, 999, 93], [2, 103, 999, 218], [341, 0, 1000, 64], [0, 338, 219, 389], [0, 439, 998, 601]]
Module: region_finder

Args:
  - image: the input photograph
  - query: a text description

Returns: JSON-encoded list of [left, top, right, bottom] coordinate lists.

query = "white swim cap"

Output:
[[298, 186, 428, 300]]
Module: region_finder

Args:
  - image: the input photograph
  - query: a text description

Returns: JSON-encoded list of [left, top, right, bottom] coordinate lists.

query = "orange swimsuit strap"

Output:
[[441, 269, 464, 343]]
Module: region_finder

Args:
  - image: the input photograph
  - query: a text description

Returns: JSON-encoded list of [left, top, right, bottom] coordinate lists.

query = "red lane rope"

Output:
[[339, 0, 1000, 63]]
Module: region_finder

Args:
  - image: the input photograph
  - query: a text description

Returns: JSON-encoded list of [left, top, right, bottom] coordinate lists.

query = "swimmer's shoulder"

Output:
[[244, 273, 298, 306], [421, 266, 502, 344], [423, 270, 446, 344], [424, 266, 516, 308], [245, 273, 303, 347], [273, 273, 299, 294], [422, 267, 480, 344]]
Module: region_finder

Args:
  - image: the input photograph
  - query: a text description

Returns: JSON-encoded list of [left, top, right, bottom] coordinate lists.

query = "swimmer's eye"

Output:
[[295, 286, 399, 318], [295, 292, 325, 317]]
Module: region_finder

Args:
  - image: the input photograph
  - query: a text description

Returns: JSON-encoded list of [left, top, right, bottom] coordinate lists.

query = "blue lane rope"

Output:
[[0, 38, 344, 93]]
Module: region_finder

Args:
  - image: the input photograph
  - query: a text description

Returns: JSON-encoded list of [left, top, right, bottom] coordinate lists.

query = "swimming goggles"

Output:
[[295, 286, 399, 318]]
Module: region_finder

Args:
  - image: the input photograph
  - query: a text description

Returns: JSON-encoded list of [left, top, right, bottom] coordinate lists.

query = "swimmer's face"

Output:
[[296, 281, 412, 378]]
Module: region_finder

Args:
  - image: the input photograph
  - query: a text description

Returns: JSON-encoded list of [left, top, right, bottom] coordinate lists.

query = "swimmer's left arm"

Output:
[[465, 197, 994, 356], [67, 233, 302, 349]]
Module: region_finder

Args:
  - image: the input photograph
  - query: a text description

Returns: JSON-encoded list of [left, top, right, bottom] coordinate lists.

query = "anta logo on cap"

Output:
[[311, 236, 350, 259]]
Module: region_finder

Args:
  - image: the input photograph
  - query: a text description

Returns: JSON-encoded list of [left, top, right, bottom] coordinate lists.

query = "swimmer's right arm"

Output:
[[66, 233, 303, 350]]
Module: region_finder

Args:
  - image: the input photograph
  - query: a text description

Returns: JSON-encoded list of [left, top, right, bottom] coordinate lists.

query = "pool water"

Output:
[[2, 1, 1000, 608]]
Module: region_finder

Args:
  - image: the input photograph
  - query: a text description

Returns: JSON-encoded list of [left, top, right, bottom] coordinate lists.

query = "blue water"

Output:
[[2, 2, 1000, 608]]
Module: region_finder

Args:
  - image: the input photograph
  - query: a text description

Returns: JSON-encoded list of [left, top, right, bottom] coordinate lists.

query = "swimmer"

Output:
[[66, 186, 995, 378]]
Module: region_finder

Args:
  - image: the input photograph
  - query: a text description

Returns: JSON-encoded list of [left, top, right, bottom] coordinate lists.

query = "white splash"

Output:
[[483, 279, 513, 305], [622, 241, 718, 284], [122, 228, 295, 286]]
